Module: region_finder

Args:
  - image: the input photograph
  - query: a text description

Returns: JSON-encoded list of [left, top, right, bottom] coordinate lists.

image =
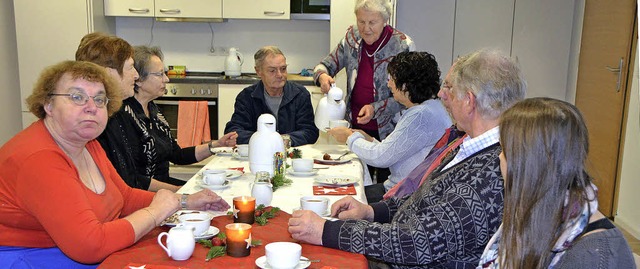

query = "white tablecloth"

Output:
[[177, 144, 368, 216]]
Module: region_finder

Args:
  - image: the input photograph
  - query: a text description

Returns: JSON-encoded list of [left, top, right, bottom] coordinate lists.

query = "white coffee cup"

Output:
[[234, 144, 249, 157], [203, 169, 226, 185], [300, 196, 329, 216], [178, 212, 211, 236], [329, 119, 350, 129], [291, 158, 314, 172], [157, 226, 195, 261], [265, 242, 302, 269]]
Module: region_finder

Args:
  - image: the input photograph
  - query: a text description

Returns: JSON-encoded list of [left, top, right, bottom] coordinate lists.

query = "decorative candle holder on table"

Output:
[[232, 196, 255, 224], [225, 223, 252, 257]]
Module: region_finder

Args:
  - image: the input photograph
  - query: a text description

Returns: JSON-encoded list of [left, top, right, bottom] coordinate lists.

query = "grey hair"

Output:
[[451, 49, 527, 120], [254, 46, 285, 69], [354, 0, 392, 22], [133, 45, 164, 83]]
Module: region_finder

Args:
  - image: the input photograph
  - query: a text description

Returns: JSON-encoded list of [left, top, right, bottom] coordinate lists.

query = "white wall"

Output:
[[115, 18, 329, 74], [0, 0, 23, 145], [615, 46, 640, 239]]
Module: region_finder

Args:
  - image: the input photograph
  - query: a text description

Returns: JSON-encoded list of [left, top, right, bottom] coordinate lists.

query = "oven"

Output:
[[154, 82, 219, 140], [155, 82, 219, 180]]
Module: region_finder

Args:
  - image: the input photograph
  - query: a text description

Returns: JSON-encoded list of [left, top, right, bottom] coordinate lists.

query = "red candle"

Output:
[[225, 223, 252, 257], [232, 196, 255, 224]]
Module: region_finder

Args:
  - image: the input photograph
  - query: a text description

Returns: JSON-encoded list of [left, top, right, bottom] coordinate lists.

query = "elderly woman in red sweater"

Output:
[[0, 61, 229, 268]]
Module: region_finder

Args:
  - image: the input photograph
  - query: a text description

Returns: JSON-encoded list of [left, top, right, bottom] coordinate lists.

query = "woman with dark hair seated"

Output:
[[478, 97, 635, 268], [329, 51, 451, 202]]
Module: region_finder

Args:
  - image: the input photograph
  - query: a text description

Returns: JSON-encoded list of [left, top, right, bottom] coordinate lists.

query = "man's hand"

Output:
[[331, 196, 374, 221], [288, 210, 326, 245]]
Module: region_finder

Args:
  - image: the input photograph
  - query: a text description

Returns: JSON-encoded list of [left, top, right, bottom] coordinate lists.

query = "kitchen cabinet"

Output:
[[104, 0, 222, 19], [14, 0, 114, 128], [222, 0, 290, 20], [156, 0, 222, 19], [395, 0, 575, 99], [104, 0, 154, 17]]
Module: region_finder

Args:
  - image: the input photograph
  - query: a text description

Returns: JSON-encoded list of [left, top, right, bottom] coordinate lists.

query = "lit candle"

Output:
[[232, 196, 255, 224], [225, 223, 252, 257]]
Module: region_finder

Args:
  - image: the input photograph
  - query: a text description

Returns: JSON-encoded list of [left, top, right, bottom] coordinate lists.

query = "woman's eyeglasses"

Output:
[[49, 92, 109, 108]]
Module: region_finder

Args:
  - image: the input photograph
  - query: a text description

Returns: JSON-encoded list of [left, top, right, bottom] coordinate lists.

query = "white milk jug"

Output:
[[251, 171, 273, 206], [157, 225, 196, 261], [225, 47, 244, 77], [314, 85, 347, 130], [248, 114, 285, 176]]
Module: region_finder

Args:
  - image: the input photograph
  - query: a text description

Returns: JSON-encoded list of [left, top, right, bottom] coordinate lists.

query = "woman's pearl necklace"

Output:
[[365, 31, 389, 58]]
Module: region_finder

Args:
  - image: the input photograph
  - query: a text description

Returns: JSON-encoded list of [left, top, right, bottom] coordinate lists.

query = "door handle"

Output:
[[605, 58, 624, 92], [264, 11, 286, 16], [128, 8, 150, 13]]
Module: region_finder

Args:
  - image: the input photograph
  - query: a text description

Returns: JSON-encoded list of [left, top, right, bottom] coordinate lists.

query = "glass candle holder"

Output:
[[225, 223, 252, 257], [232, 196, 256, 224]]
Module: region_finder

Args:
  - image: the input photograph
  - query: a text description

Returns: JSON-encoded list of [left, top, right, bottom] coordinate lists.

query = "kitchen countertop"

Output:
[[167, 72, 315, 86]]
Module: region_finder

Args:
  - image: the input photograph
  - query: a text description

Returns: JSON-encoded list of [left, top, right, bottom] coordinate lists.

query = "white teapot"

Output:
[[248, 114, 285, 176], [251, 171, 273, 206], [314, 85, 347, 130], [157, 225, 196, 261]]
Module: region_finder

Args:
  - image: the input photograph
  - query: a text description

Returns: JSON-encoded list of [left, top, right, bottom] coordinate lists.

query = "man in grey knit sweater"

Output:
[[289, 49, 526, 269]]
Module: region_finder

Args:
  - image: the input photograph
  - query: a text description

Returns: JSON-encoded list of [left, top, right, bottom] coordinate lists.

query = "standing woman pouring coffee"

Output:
[[314, 0, 414, 181]]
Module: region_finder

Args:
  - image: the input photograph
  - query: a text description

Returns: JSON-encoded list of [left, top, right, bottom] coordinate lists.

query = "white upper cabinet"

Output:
[[156, 0, 222, 18], [223, 0, 290, 19], [104, 0, 155, 17]]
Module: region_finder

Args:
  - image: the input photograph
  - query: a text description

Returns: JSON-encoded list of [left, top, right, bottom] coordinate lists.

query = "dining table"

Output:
[[98, 144, 370, 269]]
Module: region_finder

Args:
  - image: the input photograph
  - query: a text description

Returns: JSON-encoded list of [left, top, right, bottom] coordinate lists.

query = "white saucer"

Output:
[[194, 226, 220, 240], [255, 255, 311, 269], [232, 152, 249, 161], [200, 180, 231, 190], [225, 170, 243, 180], [287, 169, 318, 177]]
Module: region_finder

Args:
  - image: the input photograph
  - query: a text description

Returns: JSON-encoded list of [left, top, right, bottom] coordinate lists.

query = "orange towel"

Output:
[[177, 101, 211, 148]]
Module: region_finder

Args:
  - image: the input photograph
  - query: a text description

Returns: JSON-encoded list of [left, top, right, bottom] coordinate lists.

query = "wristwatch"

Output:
[[181, 194, 188, 210], [208, 140, 215, 154]]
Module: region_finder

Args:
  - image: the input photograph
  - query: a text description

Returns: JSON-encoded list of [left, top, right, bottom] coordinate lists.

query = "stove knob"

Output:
[[191, 88, 196, 95], [170, 87, 177, 95], [200, 88, 205, 95], [207, 89, 212, 95]]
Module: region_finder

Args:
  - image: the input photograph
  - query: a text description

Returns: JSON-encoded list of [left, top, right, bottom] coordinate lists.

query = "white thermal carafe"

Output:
[[248, 114, 285, 176]]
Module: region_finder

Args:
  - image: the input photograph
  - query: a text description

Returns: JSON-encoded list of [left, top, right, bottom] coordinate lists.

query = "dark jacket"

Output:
[[224, 81, 319, 146]]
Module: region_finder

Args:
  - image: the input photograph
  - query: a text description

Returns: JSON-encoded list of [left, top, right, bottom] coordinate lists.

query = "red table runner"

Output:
[[98, 212, 367, 269]]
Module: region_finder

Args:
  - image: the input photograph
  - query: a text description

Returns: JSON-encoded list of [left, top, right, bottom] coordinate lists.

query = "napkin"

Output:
[[313, 185, 356, 195], [228, 167, 244, 173]]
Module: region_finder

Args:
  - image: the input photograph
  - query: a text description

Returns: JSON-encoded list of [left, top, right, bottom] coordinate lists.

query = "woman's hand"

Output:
[[186, 189, 230, 211], [356, 104, 374, 124], [327, 126, 353, 144], [217, 132, 238, 148], [318, 73, 335, 94], [331, 196, 374, 221], [288, 210, 326, 245]]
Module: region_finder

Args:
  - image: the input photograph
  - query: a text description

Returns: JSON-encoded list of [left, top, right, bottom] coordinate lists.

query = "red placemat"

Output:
[[313, 185, 356, 195], [99, 211, 366, 269]]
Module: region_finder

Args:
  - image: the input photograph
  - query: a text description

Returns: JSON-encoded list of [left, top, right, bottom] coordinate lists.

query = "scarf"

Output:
[[478, 183, 599, 269]]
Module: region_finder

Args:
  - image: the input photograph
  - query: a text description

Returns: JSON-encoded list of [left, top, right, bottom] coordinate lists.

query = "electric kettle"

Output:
[[249, 114, 285, 176], [225, 47, 244, 77], [314, 85, 347, 130]]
